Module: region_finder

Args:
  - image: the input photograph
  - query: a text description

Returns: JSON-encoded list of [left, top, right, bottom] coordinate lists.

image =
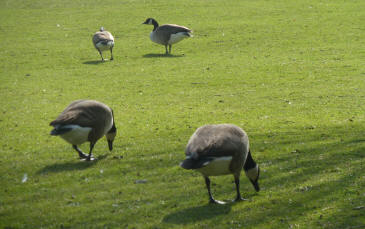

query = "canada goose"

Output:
[[92, 27, 114, 61], [142, 18, 193, 54], [181, 124, 260, 204], [50, 100, 117, 161]]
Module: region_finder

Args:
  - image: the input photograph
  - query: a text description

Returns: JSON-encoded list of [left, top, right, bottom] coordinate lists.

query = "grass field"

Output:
[[0, 0, 364, 228]]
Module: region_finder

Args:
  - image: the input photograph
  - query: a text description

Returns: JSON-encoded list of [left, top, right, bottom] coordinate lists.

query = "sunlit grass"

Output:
[[0, 0, 364, 228]]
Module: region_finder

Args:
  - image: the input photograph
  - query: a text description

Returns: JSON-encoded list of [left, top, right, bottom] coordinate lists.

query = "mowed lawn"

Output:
[[0, 0, 364, 228]]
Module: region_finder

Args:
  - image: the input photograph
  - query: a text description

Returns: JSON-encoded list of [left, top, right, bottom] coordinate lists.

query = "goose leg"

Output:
[[165, 45, 169, 54], [86, 142, 95, 161], [72, 145, 88, 159], [98, 49, 104, 61], [204, 176, 225, 204], [234, 175, 246, 202], [110, 47, 114, 60]]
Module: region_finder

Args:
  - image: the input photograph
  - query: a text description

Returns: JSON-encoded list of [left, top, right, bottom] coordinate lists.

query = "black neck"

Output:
[[108, 109, 116, 133], [243, 150, 257, 171], [152, 19, 159, 31]]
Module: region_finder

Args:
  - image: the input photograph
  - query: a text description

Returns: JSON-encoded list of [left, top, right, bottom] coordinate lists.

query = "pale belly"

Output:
[[150, 32, 189, 45], [197, 156, 232, 176], [60, 125, 92, 145], [150, 32, 164, 45], [168, 32, 188, 45], [96, 41, 114, 51]]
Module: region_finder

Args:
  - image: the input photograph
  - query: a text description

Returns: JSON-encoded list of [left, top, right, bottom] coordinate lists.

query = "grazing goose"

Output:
[[181, 124, 260, 204], [50, 100, 117, 161], [92, 27, 114, 61], [142, 18, 193, 54]]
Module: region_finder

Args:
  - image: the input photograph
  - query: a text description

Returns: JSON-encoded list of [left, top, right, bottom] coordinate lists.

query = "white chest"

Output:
[[60, 125, 92, 145], [197, 156, 232, 176], [150, 32, 163, 45]]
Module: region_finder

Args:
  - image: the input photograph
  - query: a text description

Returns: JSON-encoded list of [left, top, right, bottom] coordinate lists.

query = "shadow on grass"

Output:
[[163, 203, 232, 224], [232, 124, 365, 228], [161, 124, 365, 227], [36, 154, 107, 174], [142, 53, 184, 58], [82, 60, 105, 65]]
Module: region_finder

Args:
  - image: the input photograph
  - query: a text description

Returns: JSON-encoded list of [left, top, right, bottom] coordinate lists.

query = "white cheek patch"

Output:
[[245, 165, 259, 181], [105, 131, 116, 141]]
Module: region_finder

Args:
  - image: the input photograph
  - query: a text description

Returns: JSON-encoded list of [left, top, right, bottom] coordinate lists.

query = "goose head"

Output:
[[142, 18, 155, 25], [106, 124, 117, 151]]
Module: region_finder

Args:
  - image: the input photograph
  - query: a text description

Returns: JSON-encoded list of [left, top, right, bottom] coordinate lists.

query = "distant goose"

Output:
[[142, 18, 193, 54], [92, 27, 114, 61], [50, 100, 117, 161], [181, 124, 260, 204]]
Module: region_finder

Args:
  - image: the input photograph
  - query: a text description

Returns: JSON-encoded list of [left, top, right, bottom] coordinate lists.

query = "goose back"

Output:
[[50, 100, 113, 142], [93, 31, 114, 50], [184, 124, 249, 174], [151, 24, 192, 45]]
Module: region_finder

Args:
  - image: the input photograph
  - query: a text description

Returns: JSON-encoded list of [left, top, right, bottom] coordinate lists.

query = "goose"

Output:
[[142, 18, 193, 54], [181, 124, 260, 204], [92, 27, 114, 61], [50, 100, 117, 161]]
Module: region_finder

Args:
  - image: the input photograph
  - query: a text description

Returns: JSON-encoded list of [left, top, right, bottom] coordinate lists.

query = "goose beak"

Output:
[[108, 140, 113, 151]]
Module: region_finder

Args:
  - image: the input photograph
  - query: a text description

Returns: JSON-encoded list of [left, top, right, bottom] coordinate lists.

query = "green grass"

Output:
[[0, 0, 364, 228]]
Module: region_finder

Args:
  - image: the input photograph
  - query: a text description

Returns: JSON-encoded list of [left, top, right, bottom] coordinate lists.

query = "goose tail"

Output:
[[180, 156, 214, 170], [50, 125, 73, 136]]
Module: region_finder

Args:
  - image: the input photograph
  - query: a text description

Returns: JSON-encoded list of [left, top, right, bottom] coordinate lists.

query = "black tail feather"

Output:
[[180, 157, 214, 170], [50, 126, 72, 136]]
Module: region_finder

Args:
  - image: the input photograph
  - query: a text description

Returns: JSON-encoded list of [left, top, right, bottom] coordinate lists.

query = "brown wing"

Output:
[[50, 100, 109, 128], [159, 24, 192, 33], [155, 24, 192, 43], [185, 124, 247, 158], [50, 100, 112, 142], [92, 31, 114, 47]]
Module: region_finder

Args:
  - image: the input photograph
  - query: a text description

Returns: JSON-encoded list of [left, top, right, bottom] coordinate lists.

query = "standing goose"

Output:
[[50, 100, 117, 161], [142, 18, 193, 54], [92, 27, 114, 61], [181, 124, 260, 204]]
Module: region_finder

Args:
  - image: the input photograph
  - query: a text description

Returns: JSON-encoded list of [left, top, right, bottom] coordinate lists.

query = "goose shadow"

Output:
[[162, 203, 232, 224], [142, 53, 185, 58], [82, 60, 106, 65], [36, 154, 107, 174]]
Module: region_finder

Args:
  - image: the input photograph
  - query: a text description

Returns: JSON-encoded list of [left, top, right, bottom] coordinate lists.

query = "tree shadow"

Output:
[[36, 154, 107, 174], [240, 170, 364, 228], [160, 123, 365, 227], [229, 124, 365, 227], [82, 60, 105, 65], [163, 203, 232, 224], [142, 53, 184, 58]]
